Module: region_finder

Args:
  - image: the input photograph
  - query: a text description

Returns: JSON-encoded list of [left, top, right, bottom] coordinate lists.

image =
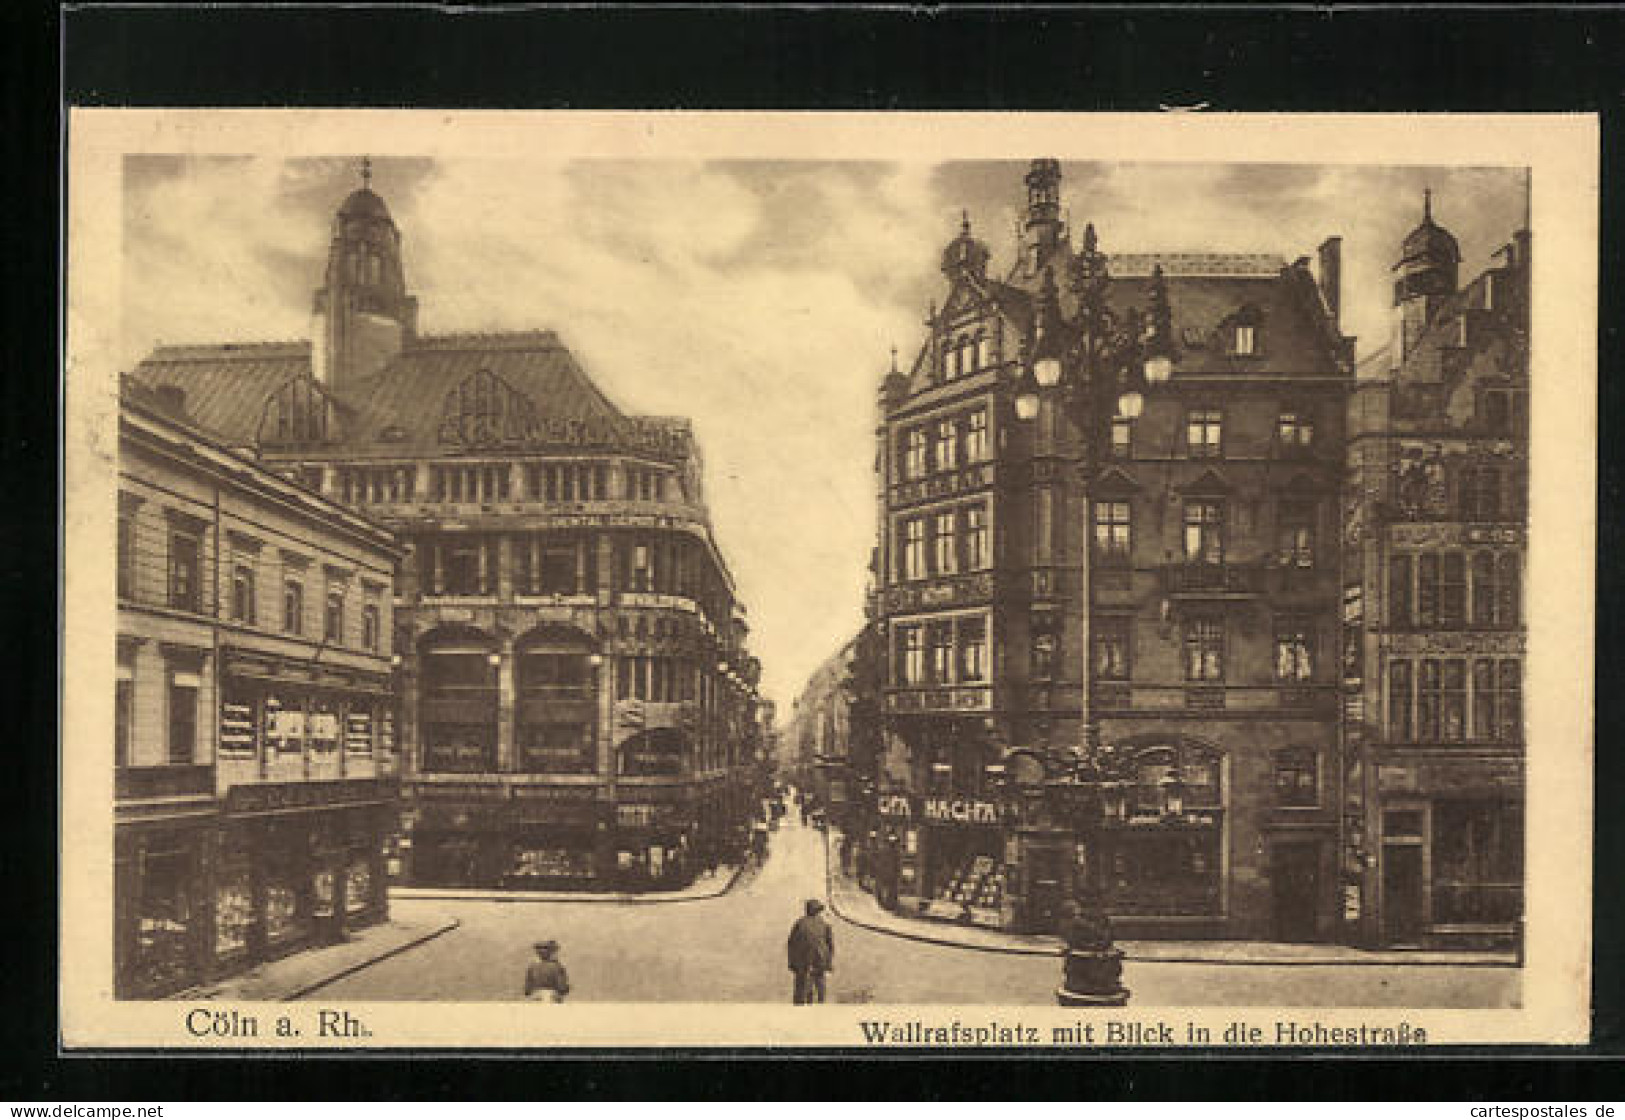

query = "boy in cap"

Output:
[[524, 939, 571, 1002]]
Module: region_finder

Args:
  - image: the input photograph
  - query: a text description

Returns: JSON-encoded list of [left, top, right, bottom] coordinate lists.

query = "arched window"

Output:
[[1100, 741, 1225, 917], [418, 627, 499, 774], [516, 625, 599, 774]]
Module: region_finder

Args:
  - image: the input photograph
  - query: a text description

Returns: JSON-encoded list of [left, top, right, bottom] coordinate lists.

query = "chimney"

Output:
[[1317, 237, 1342, 326], [154, 384, 188, 419]]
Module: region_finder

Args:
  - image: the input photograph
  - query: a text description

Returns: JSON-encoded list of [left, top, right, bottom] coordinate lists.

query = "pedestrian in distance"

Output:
[[787, 898, 835, 1004], [523, 939, 571, 1002]]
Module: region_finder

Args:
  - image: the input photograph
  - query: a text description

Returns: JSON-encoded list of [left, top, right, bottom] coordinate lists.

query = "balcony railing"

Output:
[[116, 764, 213, 801], [1160, 562, 1268, 597]]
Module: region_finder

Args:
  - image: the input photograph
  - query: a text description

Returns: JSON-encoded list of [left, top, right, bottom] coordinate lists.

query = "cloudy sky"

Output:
[[119, 155, 1526, 715]]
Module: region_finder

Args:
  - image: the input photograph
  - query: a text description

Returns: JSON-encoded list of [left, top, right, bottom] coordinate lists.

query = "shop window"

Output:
[[344, 706, 375, 754], [1182, 617, 1225, 682], [961, 505, 989, 570], [309, 702, 341, 753], [1093, 616, 1131, 681], [283, 578, 304, 635], [1273, 619, 1315, 681], [957, 617, 987, 682], [1388, 660, 1414, 741], [1182, 500, 1224, 564], [1093, 500, 1132, 563], [521, 723, 595, 774], [1273, 747, 1318, 808], [619, 728, 686, 776], [1276, 501, 1316, 568], [420, 641, 498, 773], [168, 529, 202, 612], [964, 409, 989, 463], [166, 663, 200, 764], [214, 837, 253, 962], [264, 693, 305, 755], [131, 836, 197, 995], [1186, 409, 1223, 458], [933, 511, 957, 575], [1432, 801, 1523, 924]]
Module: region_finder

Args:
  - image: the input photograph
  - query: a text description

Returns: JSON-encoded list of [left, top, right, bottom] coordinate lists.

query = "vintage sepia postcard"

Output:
[[62, 110, 1595, 1049]]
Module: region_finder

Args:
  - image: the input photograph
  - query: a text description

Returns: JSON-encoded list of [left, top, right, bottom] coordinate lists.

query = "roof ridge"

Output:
[[147, 339, 312, 359], [414, 329, 563, 351]]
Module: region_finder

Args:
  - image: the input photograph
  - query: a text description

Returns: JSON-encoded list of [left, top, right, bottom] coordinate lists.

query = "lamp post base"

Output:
[[1056, 947, 1130, 1007], [1056, 985, 1131, 1008]]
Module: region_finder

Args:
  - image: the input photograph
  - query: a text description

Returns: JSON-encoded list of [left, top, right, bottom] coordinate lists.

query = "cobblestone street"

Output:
[[307, 819, 1518, 1007]]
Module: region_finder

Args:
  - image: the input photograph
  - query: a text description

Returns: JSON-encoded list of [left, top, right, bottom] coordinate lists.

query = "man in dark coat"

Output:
[[786, 898, 835, 1004]]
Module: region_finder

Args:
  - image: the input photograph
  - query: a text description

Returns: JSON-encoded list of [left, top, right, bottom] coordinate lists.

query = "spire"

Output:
[[889, 344, 899, 375], [961, 209, 971, 236], [1422, 187, 1433, 223], [361, 155, 373, 190]]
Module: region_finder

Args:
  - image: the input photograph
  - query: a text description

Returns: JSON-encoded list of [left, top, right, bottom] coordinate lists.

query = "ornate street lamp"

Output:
[[1008, 225, 1175, 1008]]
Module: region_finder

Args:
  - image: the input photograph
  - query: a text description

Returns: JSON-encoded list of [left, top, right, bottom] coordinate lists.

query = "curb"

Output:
[[283, 916, 463, 1001], [390, 860, 749, 907], [819, 832, 1517, 969]]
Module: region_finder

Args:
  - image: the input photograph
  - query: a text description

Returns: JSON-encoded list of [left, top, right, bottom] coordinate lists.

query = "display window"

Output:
[[924, 827, 1006, 926], [132, 837, 198, 993], [213, 844, 254, 960], [344, 854, 374, 914]]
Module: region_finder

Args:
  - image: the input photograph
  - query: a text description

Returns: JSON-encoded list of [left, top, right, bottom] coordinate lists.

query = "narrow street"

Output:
[[308, 817, 1518, 1006]]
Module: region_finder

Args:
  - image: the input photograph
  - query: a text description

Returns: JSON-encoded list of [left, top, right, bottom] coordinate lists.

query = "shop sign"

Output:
[[345, 711, 373, 752], [921, 797, 1001, 826], [512, 785, 598, 802], [220, 702, 256, 754], [876, 793, 913, 820], [225, 777, 391, 815]]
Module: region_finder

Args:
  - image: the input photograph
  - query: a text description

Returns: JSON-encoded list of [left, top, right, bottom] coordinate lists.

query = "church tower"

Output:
[[1392, 189, 1460, 362], [311, 158, 418, 388]]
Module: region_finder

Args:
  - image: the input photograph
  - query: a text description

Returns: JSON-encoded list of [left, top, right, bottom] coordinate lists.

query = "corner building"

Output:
[[1342, 197, 1528, 949], [133, 170, 762, 892], [872, 160, 1354, 939]]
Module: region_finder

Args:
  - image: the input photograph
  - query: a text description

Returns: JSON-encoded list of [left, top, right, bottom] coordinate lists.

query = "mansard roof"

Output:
[[129, 329, 684, 460]]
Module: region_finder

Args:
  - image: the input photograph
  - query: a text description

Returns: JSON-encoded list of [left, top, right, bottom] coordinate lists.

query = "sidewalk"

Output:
[[822, 830, 1517, 967], [173, 912, 461, 1002], [391, 859, 747, 904]]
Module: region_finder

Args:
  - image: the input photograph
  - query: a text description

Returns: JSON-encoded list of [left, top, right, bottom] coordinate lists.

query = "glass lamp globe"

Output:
[[1144, 354, 1174, 384], [1034, 355, 1064, 389], [1014, 389, 1040, 422], [1117, 390, 1145, 420]]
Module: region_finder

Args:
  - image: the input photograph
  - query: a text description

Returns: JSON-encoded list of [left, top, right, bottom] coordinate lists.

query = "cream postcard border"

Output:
[[62, 110, 1596, 1048]]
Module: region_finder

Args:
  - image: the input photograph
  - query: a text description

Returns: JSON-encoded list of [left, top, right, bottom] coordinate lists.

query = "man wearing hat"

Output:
[[523, 939, 571, 1002], [786, 898, 835, 1004]]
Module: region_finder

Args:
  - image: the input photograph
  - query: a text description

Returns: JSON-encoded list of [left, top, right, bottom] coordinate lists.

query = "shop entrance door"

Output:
[[1382, 845, 1426, 946], [1271, 842, 1321, 942], [1024, 844, 1068, 933]]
